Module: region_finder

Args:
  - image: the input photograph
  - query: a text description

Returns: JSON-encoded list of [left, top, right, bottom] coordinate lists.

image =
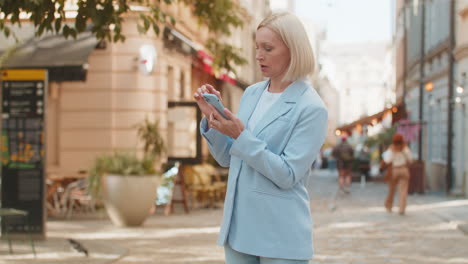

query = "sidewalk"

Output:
[[0, 207, 224, 264], [0, 236, 127, 264], [1, 169, 467, 264], [309, 169, 468, 264], [0, 208, 224, 264], [412, 193, 468, 235], [314, 169, 468, 235]]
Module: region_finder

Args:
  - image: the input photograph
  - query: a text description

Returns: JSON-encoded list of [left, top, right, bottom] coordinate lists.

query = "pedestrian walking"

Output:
[[332, 136, 354, 193], [193, 12, 328, 264], [382, 133, 413, 215]]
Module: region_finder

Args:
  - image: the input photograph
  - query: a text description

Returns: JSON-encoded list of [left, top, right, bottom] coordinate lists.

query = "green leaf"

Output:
[[137, 24, 146, 34], [152, 21, 160, 35], [37, 23, 46, 36], [143, 16, 150, 31], [206, 38, 247, 74], [54, 18, 62, 33], [63, 25, 70, 38], [169, 15, 175, 25], [1, 0, 246, 75], [75, 15, 86, 32], [70, 28, 77, 39], [4, 27, 10, 38]]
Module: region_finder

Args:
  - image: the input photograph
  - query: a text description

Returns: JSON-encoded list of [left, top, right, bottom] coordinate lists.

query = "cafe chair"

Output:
[[0, 208, 36, 256]]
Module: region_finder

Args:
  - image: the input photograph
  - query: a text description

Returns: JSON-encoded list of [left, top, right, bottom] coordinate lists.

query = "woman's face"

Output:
[[255, 27, 291, 80]]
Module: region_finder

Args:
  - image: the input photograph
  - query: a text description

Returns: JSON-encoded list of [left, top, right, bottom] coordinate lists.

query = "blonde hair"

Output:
[[257, 12, 315, 82]]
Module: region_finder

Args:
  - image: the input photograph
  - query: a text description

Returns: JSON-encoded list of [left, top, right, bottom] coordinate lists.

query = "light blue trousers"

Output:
[[224, 244, 310, 264]]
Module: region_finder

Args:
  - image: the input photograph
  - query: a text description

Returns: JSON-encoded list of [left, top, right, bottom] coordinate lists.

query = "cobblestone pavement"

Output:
[[308, 170, 468, 264], [1, 169, 467, 264]]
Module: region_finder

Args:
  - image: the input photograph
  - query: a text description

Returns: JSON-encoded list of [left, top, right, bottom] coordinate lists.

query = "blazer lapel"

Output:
[[252, 80, 308, 136]]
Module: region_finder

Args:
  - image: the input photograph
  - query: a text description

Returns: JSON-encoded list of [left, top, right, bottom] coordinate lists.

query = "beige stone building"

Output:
[[314, 74, 339, 147], [1, 1, 270, 176]]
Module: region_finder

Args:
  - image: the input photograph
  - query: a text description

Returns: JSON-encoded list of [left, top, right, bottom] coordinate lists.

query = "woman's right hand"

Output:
[[193, 84, 223, 118]]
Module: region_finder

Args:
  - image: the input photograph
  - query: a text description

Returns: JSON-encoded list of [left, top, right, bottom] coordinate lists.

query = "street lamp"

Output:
[[425, 82, 434, 92], [455, 72, 466, 103]]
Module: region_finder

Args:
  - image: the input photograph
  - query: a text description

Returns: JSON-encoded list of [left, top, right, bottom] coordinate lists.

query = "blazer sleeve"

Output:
[[200, 117, 233, 167], [229, 105, 328, 189], [199, 86, 255, 168]]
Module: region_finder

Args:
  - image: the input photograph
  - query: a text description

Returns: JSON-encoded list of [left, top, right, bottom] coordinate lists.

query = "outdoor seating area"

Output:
[[45, 163, 228, 219], [183, 163, 227, 209], [46, 172, 96, 218]]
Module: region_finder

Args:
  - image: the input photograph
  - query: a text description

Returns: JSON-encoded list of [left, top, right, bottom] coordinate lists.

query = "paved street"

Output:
[[308, 170, 468, 264], [1, 169, 467, 264]]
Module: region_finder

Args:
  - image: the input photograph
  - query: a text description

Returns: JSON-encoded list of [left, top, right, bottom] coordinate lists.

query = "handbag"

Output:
[[383, 166, 392, 182], [380, 160, 392, 182]]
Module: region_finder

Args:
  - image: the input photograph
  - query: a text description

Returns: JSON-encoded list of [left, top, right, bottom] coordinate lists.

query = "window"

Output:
[[167, 66, 175, 100], [180, 71, 185, 100]]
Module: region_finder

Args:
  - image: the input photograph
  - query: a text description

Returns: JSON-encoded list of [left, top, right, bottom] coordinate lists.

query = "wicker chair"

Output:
[[184, 163, 226, 209]]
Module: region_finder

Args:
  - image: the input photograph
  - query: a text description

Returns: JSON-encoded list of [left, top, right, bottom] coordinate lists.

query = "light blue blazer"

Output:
[[200, 79, 328, 260]]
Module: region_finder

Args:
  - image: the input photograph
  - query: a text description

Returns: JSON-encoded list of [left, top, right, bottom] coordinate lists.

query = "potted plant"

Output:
[[88, 118, 165, 226]]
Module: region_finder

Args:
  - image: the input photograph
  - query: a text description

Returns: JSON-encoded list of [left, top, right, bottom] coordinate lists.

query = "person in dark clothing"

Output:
[[332, 136, 354, 193]]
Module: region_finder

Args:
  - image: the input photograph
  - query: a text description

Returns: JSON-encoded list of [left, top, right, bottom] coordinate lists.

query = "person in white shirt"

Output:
[[382, 133, 413, 215]]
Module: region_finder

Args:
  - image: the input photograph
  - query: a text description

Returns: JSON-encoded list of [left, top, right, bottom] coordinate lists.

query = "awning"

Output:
[[0, 26, 99, 81], [337, 103, 407, 134], [337, 109, 390, 134], [163, 26, 199, 55], [160, 25, 238, 86], [196, 50, 236, 85]]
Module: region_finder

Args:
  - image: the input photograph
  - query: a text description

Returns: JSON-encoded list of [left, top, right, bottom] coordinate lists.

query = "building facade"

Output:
[[394, 0, 468, 197], [301, 18, 340, 147], [314, 74, 339, 147], [1, 1, 268, 177], [321, 41, 392, 127], [269, 0, 295, 12], [454, 0, 468, 196]]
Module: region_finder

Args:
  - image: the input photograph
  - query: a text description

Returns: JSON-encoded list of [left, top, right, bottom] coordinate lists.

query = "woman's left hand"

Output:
[[209, 108, 245, 139]]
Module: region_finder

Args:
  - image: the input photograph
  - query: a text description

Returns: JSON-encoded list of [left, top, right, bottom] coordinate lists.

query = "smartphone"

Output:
[[202, 93, 230, 119]]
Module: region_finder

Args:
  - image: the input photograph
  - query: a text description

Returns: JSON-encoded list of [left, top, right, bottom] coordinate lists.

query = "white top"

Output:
[[247, 86, 282, 131], [383, 146, 413, 167]]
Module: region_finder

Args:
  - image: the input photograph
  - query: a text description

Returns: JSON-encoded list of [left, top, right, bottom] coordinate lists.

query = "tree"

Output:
[[0, 0, 247, 73]]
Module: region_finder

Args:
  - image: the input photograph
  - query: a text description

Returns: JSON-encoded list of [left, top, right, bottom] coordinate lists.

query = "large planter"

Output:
[[103, 174, 160, 226]]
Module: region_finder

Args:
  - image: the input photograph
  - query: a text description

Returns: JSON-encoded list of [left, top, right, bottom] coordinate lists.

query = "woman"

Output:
[[193, 12, 328, 263], [383, 133, 413, 215]]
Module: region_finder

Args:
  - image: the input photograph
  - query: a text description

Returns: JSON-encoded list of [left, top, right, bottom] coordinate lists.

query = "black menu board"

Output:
[[1, 69, 46, 238]]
